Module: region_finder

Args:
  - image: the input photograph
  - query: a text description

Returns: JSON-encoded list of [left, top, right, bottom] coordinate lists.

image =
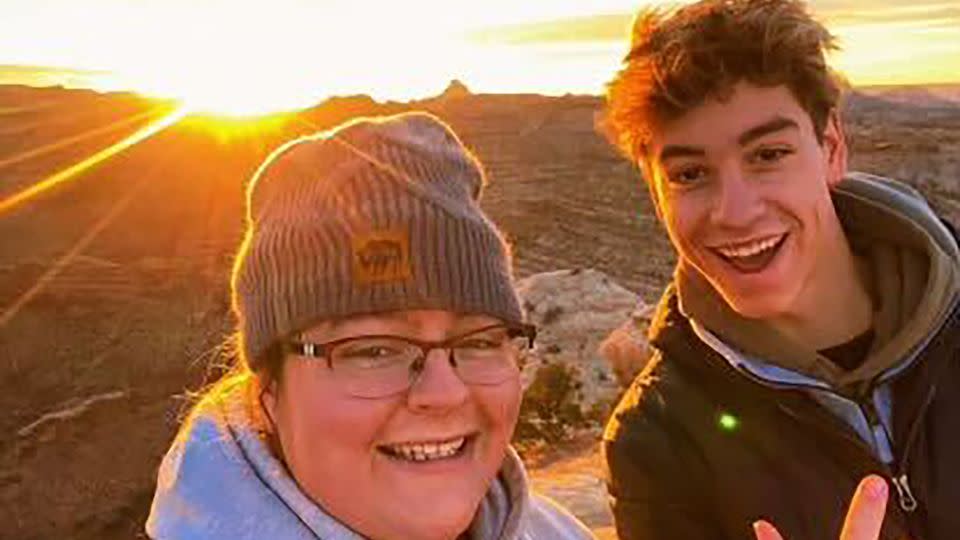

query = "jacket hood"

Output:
[[837, 172, 958, 260]]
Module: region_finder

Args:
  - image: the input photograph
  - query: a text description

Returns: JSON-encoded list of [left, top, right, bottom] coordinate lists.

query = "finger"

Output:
[[753, 520, 785, 540], [840, 475, 889, 540]]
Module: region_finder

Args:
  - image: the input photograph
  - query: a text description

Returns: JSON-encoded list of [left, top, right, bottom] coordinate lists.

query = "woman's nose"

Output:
[[406, 349, 470, 412]]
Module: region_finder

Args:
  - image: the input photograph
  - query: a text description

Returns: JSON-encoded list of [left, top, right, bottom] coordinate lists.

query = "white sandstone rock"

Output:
[[516, 268, 648, 413]]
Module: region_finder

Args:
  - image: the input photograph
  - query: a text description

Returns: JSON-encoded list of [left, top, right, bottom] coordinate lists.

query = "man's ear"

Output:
[[823, 109, 848, 189]]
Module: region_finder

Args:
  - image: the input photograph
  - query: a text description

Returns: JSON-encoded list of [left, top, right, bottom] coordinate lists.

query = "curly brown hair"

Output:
[[603, 0, 845, 165]]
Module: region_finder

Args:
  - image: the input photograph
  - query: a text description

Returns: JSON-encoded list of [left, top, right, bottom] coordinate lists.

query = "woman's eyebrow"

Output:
[[305, 312, 496, 340]]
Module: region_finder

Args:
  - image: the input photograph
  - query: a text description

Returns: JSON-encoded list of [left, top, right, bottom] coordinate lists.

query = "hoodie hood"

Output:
[[833, 172, 959, 384], [672, 172, 959, 390], [145, 380, 540, 540]]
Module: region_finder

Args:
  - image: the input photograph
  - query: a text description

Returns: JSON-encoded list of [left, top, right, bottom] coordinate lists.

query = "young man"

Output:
[[601, 1, 960, 539]]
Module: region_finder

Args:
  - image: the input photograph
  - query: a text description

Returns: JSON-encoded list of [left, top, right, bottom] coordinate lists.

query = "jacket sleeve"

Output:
[[602, 355, 724, 540]]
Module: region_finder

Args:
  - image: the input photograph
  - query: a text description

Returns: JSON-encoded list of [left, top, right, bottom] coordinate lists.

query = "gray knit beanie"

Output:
[[231, 112, 523, 368]]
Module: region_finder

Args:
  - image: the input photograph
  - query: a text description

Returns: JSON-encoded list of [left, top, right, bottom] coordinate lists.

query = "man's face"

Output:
[[646, 82, 847, 319]]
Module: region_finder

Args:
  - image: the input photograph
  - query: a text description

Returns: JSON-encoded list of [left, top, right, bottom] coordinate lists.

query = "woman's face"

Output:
[[262, 309, 523, 540]]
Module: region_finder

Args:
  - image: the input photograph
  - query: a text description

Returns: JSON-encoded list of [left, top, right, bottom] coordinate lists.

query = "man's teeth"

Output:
[[716, 235, 783, 259], [385, 437, 466, 462]]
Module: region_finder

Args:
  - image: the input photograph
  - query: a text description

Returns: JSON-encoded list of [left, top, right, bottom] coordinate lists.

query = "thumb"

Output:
[[840, 475, 889, 540]]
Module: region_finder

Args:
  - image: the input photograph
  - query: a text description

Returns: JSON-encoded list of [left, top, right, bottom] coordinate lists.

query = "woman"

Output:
[[146, 112, 595, 539]]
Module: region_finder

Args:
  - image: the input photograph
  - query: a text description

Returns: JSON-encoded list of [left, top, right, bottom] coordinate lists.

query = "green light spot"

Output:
[[719, 412, 739, 431]]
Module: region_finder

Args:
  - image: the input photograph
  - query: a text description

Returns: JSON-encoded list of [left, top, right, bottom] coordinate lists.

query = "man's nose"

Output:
[[712, 164, 763, 227]]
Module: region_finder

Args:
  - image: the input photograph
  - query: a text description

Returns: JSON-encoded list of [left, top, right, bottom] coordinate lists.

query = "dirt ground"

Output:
[[1, 84, 958, 539]]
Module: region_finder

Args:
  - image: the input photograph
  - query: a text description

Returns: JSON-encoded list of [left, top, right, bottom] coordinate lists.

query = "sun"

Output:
[[172, 81, 321, 118], [108, 65, 327, 118], [82, 4, 350, 118], [78, 2, 487, 118]]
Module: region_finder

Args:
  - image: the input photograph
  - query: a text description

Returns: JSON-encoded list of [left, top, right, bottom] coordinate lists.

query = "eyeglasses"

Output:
[[285, 323, 536, 398]]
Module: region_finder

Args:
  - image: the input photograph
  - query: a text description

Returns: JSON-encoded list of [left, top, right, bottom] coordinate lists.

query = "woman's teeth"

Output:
[[383, 437, 466, 462], [716, 234, 784, 259]]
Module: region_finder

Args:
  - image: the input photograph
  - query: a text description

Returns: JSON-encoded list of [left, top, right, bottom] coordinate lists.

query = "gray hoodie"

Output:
[[146, 384, 595, 540]]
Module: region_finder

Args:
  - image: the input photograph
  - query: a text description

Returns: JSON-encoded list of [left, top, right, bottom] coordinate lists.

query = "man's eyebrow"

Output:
[[659, 145, 706, 161], [738, 116, 799, 146]]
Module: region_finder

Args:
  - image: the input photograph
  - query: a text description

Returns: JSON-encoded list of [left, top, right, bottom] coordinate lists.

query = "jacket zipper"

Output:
[[858, 395, 919, 513], [891, 474, 918, 513], [871, 297, 957, 515], [888, 384, 938, 514]]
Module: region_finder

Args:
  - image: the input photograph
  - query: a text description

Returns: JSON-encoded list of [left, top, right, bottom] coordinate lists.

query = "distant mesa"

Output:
[[298, 93, 383, 120], [439, 79, 472, 100], [314, 94, 378, 112]]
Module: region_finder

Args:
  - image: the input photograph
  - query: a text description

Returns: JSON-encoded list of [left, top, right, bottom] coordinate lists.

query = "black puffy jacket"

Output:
[[604, 284, 960, 540]]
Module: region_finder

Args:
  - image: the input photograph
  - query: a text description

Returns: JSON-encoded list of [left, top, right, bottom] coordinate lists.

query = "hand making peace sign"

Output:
[[754, 476, 889, 540]]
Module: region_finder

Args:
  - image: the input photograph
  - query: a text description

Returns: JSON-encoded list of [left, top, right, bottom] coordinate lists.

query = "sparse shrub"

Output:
[[514, 363, 588, 446], [587, 398, 616, 426], [541, 305, 564, 325]]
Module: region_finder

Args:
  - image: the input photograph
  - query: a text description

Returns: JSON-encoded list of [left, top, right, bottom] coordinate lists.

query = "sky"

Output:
[[1, 0, 958, 115]]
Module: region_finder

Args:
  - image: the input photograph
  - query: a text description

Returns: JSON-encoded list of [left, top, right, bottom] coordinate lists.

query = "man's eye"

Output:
[[668, 166, 708, 185], [751, 147, 793, 164]]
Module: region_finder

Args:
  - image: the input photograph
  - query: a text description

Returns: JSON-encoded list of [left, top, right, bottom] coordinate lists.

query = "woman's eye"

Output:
[[335, 343, 410, 370], [342, 346, 399, 359], [458, 338, 500, 350]]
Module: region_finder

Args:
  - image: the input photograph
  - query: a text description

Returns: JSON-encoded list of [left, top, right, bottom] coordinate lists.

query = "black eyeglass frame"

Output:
[[284, 323, 537, 369]]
